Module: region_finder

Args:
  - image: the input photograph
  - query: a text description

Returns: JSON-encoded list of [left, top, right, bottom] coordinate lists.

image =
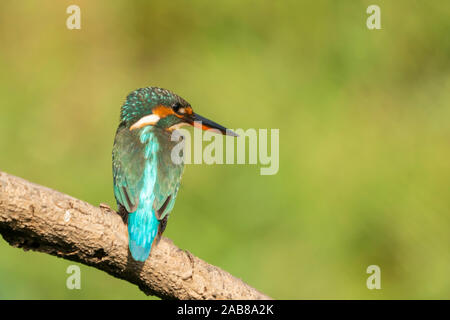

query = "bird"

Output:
[[112, 87, 237, 262]]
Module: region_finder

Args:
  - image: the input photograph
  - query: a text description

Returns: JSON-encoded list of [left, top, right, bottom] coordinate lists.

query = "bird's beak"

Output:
[[187, 113, 238, 137]]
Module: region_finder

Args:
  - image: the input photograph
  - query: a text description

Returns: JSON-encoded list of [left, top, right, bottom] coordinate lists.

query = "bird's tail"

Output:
[[127, 208, 160, 262]]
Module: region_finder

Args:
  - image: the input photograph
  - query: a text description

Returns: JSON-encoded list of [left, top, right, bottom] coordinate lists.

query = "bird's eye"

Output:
[[172, 103, 185, 114]]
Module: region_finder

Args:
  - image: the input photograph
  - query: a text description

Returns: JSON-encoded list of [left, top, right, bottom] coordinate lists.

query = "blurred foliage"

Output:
[[0, 0, 449, 299]]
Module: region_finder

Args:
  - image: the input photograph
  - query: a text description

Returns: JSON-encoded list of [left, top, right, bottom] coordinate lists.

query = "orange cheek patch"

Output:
[[152, 105, 184, 119], [152, 105, 174, 117]]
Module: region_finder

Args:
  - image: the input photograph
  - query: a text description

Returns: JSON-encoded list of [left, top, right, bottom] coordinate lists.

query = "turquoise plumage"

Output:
[[112, 87, 236, 262]]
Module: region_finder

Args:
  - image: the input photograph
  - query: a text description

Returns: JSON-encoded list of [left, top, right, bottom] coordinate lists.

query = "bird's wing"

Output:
[[112, 124, 146, 213], [113, 125, 184, 221], [151, 137, 184, 221], [153, 182, 181, 221]]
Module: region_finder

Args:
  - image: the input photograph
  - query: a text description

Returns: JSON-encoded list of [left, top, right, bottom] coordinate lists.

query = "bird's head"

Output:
[[120, 87, 237, 136]]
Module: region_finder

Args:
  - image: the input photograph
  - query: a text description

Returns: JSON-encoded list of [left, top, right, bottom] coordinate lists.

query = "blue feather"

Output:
[[127, 129, 160, 261]]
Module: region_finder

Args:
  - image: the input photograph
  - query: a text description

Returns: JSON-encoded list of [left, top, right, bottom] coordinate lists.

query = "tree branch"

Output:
[[0, 171, 270, 300]]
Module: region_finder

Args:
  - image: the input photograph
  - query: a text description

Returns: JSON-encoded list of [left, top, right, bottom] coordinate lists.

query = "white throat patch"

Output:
[[130, 114, 161, 131]]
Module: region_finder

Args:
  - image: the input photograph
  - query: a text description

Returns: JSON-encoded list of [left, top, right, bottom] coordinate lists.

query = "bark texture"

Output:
[[0, 171, 270, 300]]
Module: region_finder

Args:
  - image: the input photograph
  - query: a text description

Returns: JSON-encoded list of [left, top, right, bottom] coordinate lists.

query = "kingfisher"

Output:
[[112, 87, 237, 262]]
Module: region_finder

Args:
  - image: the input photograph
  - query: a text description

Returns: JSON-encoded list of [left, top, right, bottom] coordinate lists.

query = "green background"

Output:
[[0, 1, 449, 299]]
